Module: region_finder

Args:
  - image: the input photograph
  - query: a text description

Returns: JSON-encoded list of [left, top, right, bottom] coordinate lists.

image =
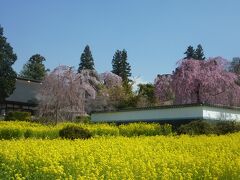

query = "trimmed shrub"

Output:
[[59, 125, 92, 139], [5, 111, 31, 121], [0, 128, 24, 139], [178, 120, 213, 135], [214, 121, 240, 135]]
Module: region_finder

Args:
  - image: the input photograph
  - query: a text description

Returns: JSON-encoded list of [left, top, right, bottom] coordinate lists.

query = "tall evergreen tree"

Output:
[[20, 54, 48, 80], [112, 50, 122, 76], [120, 49, 131, 82], [78, 45, 95, 72], [112, 49, 131, 83], [184, 46, 195, 59], [0, 25, 17, 103], [194, 44, 205, 60], [184, 44, 206, 60]]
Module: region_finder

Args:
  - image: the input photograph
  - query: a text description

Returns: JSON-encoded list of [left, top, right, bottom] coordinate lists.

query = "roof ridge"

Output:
[[16, 77, 42, 83]]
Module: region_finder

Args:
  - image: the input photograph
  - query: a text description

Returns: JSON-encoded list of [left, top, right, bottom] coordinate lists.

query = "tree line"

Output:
[[20, 44, 132, 84], [1, 24, 240, 122]]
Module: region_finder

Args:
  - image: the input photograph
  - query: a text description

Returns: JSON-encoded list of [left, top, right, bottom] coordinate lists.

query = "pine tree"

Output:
[[194, 44, 205, 60], [20, 54, 48, 80], [78, 45, 95, 72], [112, 49, 131, 83], [0, 25, 17, 103], [184, 46, 195, 59], [184, 44, 206, 60], [119, 49, 131, 82], [112, 50, 122, 76]]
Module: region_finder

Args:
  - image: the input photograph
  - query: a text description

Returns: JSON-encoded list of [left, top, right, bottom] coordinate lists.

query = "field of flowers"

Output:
[[0, 133, 240, 179]]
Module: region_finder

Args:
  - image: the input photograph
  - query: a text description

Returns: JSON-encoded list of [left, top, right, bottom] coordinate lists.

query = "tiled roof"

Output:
[[5, 78, 42, 104]]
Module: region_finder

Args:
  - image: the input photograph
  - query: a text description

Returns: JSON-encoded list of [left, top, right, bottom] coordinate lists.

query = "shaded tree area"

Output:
[[87, 84, 126, 113], [78, 45, 95, 72], [0, 25, 17, 103], [136, 83, 156, 107], [20, 54, 48, 80]]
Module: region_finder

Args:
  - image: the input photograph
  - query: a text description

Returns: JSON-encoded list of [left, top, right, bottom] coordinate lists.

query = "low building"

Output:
[[0, 78, 42, 115], [91, 104, 240, 124]]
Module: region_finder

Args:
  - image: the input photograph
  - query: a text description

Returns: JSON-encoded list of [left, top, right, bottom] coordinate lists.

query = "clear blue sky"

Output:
[[1, 0, 240, 83]]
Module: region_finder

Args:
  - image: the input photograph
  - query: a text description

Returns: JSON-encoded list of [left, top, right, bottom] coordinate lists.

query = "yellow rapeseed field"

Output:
[[0, 133, 240, 179]]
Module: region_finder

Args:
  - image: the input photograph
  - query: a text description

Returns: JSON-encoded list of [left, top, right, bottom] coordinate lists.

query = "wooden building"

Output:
[[0, 78, 42, 115]]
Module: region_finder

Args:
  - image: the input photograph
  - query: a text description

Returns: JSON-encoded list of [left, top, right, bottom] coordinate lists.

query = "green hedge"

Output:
[[5, 111, 31, 121], [59, 125, 92, 139], [178, 121, 213, 135], [178, 120, 240, 135], [0, 128, 24, 140], [214, 121, 240, 135], [3, 120, 239, 139], [0, 121, 173, 139]]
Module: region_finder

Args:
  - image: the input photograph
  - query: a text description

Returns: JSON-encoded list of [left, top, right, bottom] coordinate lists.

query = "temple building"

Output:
[[0, 78, 41, 115]]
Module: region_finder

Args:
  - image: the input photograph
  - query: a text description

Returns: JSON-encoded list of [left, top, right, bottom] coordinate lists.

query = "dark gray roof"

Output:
[[6, 78, 42, 104]]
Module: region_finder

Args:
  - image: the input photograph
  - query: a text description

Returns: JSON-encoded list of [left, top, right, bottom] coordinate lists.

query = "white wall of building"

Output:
[[203, 106, 240, 122], [92, 105, 240, 123], [91, 106, 204, 122]]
